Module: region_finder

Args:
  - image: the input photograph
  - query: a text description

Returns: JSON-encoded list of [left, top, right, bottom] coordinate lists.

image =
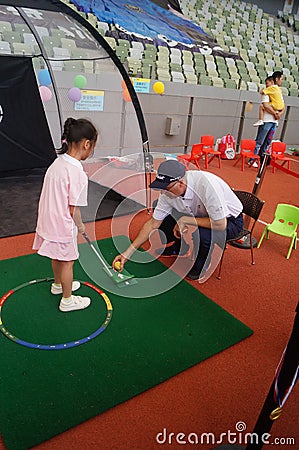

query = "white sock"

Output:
[[61, 296, 72, 303]]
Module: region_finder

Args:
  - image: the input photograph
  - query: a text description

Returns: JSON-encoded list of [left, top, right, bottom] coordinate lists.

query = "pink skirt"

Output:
[[33, 233, 79, 261]]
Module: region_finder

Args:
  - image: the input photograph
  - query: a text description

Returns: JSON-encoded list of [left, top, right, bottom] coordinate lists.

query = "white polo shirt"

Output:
[[153, 171, 243, 222], [262, 94, 278, 124], [36, 154, 88, 242]]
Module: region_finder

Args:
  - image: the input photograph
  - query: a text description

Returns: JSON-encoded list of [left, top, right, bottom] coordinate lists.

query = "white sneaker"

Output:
[[252, 161, 258, 168], [51, 281, 80, 295], [253, 120, 264, 127], [59, 295, 91, 312]]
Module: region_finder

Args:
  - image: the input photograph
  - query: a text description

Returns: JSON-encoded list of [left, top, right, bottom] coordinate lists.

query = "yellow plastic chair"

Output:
[[257, 203, 299, 259]]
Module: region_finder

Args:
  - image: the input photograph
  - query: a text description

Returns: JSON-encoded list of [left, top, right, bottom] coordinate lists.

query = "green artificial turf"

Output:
[[0, 236, 253, 450]]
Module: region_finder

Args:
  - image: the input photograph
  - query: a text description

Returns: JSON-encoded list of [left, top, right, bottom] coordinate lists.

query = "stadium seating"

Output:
[[1, 0, 299, 96]]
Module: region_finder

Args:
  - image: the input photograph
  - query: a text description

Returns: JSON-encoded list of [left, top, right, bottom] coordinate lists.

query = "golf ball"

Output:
[[114, 261, 121, 271]]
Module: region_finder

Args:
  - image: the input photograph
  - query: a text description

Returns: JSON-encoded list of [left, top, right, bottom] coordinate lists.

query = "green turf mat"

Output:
[[0, 236, 253, 450]]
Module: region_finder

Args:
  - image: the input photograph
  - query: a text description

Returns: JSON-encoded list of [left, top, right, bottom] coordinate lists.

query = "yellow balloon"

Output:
[[153, 81, 165, 94]]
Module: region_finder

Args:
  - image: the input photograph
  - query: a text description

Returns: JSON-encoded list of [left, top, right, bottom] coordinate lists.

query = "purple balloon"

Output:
[[39, 85, 52, 102], [68, 87, 82, 102]]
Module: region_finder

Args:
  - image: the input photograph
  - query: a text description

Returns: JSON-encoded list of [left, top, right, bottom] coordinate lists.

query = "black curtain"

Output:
[[0, 55, 56, 175]]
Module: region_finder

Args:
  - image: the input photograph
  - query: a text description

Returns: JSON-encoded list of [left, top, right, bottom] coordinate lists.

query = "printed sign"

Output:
[[75, 90, 104, 111], [132, 78, 150, 93]]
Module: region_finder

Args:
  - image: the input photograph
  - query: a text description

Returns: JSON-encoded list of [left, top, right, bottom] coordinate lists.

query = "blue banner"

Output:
[[75, 0, 233, 55]]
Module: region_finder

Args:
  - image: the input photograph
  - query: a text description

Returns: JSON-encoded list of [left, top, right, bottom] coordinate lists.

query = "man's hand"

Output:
[[174, 217, 189, 238], [275, 110, 283, 120], [111, 217, 162, 272], [112, 254, 127, 272]]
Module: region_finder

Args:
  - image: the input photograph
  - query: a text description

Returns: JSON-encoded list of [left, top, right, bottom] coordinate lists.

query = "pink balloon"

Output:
[[39, 85, 52, 102], [68, 87, 82, 102]]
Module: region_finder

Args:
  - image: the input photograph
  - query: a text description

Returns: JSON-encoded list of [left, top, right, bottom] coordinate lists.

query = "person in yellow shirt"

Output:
[[253, 74, 285, 126]]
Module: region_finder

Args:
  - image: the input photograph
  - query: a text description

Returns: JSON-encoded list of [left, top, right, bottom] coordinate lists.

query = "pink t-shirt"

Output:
[[36, 154, 88, 243]]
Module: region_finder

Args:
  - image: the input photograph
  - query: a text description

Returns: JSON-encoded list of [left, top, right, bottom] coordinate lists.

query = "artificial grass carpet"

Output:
[[0, 236, 253, 450]]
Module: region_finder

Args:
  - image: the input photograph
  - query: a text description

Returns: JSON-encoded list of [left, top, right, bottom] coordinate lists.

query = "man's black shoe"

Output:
[[186, 268, 200, 280], [155, 242, 190, 257]]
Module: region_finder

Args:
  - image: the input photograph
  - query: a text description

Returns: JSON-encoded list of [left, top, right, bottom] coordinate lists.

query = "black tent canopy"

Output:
[[0, 0, 150, 236]]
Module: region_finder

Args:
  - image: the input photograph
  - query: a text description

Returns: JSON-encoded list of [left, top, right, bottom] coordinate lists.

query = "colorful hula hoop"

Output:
[[0, 278, 113, 350]]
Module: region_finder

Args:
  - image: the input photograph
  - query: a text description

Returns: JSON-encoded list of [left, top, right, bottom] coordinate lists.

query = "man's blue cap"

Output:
[[149, 160, 186, 190]]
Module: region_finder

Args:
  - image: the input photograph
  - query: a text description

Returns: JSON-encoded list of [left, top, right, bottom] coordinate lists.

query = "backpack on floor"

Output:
[[218, 134, 236, 159]]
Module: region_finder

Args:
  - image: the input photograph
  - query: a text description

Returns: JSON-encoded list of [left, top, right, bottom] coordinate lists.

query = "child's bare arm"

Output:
[[70, 206, 85, 233]]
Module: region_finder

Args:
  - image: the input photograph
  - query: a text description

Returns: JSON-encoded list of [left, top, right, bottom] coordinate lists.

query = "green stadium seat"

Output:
[[12, 42, 32, 55], [171, 71, 185, 83], [0, 41, 11, 54], [70, 48, 88, 59], [50, 28, 67, 39], [224, 79, 237, 89], [14, 23, 31, 34], [3, 30, 23, 43], [193, 52, 205, 62], [87, 13, 98, 29], [145, 43, 156, 53], [142, 58, 156, 77], [32, 57, 45, 70], [185, 72, 197, 84], [280, 86, 289, 95], [157, 53, 169, 65], [156, 60, 169, 71], [182, 50, 193, 64], [207, 68, 219, 78], [212, 77, 224, 87], [289, 88, 298, 97], [117, 38, 130, 50], [63, 60, 84, 72], [157, 45, 169, 56], [42, 35, 61, 54], [127, 57, 142, 76], [199, 75, 212, 86], [170, 63, 183, 73], [61, 37, 76, 50], [157, 68, 171, 81], [104, 37, 116, 51], [0, 21, 12, 33], [183, 64, 195, 74], [115, 46, 129, 63], [143, 50, 156, 61]]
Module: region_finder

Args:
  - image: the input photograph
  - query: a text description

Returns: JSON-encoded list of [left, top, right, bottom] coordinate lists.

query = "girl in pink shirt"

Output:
[[33, 117, 97, 312]]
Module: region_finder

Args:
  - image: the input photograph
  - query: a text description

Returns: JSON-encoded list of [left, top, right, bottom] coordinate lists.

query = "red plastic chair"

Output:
[[233, 139, 259, 171], [200, 135, 221, 169], [271, 141, 291, 173], [177, 143, 203, 169]]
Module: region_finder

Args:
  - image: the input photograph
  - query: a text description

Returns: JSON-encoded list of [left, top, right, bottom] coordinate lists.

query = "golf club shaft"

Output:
[[82, 232, 114, 276]]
